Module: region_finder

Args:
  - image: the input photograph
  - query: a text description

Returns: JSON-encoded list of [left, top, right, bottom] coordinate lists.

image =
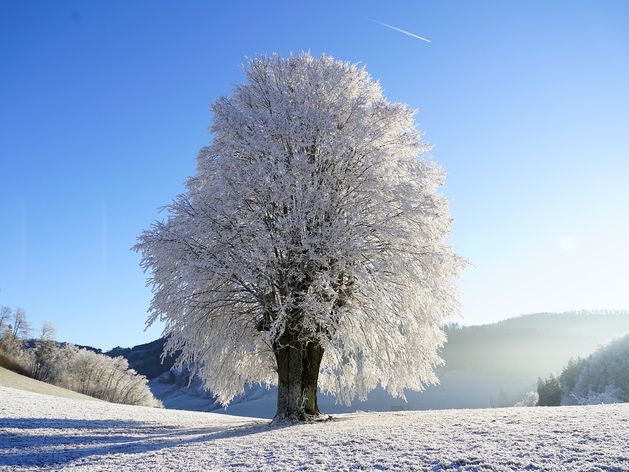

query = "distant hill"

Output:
[[106, 338, 177, 380], [104, 310, 629, 417], [442, 310, 629, 376], [494, 310, 629, 338]]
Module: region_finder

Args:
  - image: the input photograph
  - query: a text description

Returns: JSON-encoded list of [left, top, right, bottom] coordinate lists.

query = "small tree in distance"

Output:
[[134, 52, 467, 421], [0, 307, 31, 358]]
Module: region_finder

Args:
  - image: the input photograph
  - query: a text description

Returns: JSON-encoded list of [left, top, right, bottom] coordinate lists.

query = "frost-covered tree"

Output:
[[559, 356, 588, 395], [0, 305, 11, 334], [514, 390, 539, 407], [537, 373, 562, 406], [0, 307, 31, 358], [48, 344, 162, 407], [0, 305, 12, 356], [135, 52, 467, 421], [570, 333, 629, 404], [537, 334, 629, 406], [28, 320, 58, 381]]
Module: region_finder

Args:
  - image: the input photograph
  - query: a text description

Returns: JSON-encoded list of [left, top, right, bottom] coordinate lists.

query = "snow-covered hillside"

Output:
[[2, 386, 628, 471]]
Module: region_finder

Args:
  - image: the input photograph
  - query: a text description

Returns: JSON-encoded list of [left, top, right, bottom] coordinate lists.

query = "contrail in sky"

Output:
[[368, 18, 431, 43]]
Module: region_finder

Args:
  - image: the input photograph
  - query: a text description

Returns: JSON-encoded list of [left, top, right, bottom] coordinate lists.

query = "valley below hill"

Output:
[[106, 310, 629, 417]]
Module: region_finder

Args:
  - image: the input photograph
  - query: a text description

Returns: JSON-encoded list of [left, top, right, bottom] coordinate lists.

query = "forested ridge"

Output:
[[442, 310, 629, 376]]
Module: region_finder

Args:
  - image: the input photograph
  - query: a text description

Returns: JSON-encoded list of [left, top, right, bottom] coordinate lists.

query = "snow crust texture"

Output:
[[2, 386, 628, 471]]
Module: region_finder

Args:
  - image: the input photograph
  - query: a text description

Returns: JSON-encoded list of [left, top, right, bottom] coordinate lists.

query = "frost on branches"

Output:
[[134, 52, 467, 421]]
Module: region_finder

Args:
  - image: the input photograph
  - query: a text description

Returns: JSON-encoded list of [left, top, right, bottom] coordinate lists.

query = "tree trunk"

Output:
[[274, 334, 325, 422]]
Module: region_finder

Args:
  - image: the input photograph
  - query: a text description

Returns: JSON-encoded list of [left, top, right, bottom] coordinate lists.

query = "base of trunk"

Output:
[[274, 337, 325, 422], [272, 411, 325, 423], [271, 412, 334, 424]]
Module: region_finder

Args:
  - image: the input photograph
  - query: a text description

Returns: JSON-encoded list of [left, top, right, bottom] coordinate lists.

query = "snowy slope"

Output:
[[0, 367, 101, 402], [2, 385, 628, 471]]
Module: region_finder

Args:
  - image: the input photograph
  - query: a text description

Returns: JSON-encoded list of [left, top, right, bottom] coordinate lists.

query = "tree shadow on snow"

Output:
[[0, 416, 272, 468]]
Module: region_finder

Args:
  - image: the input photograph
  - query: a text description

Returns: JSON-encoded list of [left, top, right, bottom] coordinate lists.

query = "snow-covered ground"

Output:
[[2, 386, 628, 471]]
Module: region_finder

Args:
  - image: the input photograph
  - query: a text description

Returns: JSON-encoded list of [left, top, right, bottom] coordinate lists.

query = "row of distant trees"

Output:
[[0, 304, 162, 408], [538, 333, 629, 406]]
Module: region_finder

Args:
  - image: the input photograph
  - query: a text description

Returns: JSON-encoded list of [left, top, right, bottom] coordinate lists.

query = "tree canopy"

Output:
[[134, 52, 467, 420]]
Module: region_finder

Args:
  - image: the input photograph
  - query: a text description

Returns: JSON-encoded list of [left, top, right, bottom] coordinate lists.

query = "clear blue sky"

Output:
[[1, 1, 628, 350]]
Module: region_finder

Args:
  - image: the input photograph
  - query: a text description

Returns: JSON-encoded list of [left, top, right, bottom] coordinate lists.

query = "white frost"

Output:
[[2, 386, 629, 471], [134, 52, 468, 410]]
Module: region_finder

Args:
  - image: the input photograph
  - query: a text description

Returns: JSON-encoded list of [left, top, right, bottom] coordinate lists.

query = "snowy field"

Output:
[[1, 386, 628, 471]]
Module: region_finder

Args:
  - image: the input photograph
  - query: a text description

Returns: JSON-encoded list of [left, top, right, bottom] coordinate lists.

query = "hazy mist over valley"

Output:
[[100, 310, 629, 416]]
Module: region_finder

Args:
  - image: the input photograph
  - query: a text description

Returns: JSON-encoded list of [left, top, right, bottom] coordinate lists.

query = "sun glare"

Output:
[[557, 236, 580, 251]]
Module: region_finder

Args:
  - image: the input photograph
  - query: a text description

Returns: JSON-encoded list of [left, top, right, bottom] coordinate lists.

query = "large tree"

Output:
[[134, 52, 467, 421]]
